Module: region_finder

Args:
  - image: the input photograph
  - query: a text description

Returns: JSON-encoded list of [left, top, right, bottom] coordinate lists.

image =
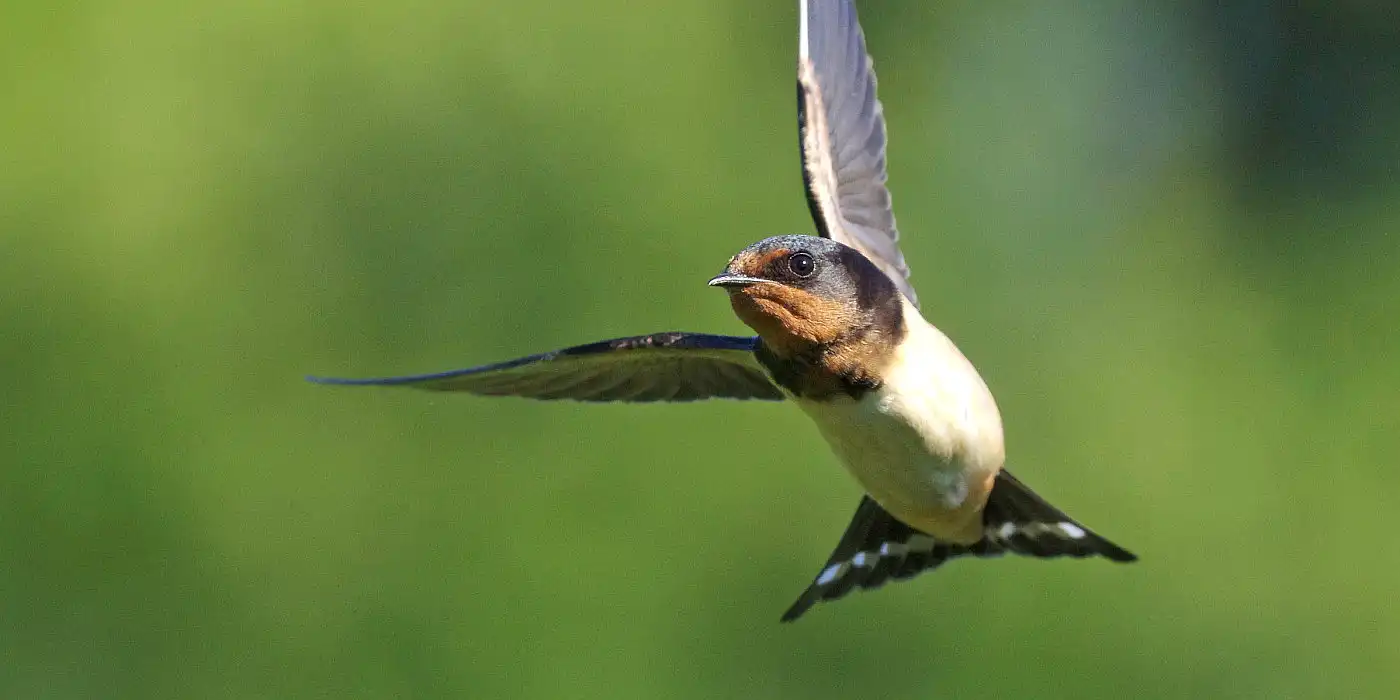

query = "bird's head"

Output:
[[708, 235, 904, 357]]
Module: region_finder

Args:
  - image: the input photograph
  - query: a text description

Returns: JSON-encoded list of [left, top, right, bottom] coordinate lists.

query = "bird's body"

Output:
[[313, 0, 1136, 622], [716, 235, 1002, 543], [792, 300, 1003, 545]]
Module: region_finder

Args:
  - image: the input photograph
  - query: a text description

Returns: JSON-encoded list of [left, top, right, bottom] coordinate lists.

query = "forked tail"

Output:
[[781, 470, 1136, 622]]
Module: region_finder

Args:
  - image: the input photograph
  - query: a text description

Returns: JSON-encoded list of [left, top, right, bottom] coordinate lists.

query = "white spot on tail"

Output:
[[852, 552, 869, 567], [992, 521, 1088, 541], [879, 541, 909, 557], [816, 563, 845, 586]]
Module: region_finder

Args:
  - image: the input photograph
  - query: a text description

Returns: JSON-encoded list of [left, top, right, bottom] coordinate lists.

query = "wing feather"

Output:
[[798, 0, 917, 306], [309, 332, 784, 403]]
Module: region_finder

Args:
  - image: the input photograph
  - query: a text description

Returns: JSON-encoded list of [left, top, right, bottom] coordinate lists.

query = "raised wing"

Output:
[[309, 332, 784, 402], [798, 0, 917, 306]]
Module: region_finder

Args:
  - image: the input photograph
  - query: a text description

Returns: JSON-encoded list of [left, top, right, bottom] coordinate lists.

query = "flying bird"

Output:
[[312, 0, 1136, 622]]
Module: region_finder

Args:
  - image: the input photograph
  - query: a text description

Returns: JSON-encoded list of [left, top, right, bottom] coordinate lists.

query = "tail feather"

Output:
[[780, 470, 1135, 622], [984, 470, 1137, 562]]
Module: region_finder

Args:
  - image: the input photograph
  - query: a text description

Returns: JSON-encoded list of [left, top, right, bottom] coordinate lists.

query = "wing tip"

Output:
[[306, 374, 360, 385], [305, 372, 442, 387], [798, 0, 810, 60]]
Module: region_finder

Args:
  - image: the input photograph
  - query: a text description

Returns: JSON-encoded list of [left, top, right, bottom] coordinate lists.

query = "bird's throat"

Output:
[[726, 283, 906, 400], [727, 286, 853, 355]]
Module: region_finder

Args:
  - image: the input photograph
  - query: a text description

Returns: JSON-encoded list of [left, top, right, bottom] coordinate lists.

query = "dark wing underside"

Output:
[[782, 470, 1136, 622], [798, 0, 917, 306], [309, 332, 784, 402]]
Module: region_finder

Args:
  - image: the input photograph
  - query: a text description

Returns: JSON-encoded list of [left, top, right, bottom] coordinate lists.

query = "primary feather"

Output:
[[309, 333, 784, 402]]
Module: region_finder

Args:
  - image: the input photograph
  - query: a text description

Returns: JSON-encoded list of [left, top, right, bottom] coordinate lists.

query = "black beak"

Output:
[[707, 273, 768, 288]]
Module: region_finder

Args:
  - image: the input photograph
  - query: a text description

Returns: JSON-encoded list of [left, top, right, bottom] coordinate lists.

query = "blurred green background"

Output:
[[5, 1, 1399, 698]]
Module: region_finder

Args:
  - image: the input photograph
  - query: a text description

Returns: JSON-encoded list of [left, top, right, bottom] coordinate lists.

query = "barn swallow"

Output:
[[312, 0, 1136, 622]]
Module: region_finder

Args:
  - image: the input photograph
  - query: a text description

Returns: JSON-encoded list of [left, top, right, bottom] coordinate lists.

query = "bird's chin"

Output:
[[727, 292, 800, 348], [725, 290, 763, 326]]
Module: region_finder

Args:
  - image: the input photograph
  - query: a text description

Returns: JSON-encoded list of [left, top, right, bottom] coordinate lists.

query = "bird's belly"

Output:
[[797, 389, 996, 543]]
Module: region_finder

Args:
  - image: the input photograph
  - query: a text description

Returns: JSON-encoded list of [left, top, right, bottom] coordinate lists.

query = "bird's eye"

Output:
[[787, 252, 815, 278]]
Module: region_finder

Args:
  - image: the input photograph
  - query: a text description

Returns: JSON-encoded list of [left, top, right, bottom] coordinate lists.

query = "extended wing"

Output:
[[310, 332, 784, 402], [798, 0, 917, 306]]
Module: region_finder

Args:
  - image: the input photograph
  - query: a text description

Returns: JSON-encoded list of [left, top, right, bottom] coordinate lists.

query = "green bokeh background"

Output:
[[5, 1, 1398, 698]]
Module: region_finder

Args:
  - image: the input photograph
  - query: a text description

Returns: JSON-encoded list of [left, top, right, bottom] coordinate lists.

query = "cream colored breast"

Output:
[[797, 302, 1005, 542]]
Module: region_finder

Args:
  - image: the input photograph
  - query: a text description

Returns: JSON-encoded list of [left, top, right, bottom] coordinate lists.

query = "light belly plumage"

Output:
[[798, 392, 993, 543], [795, 306, 1005, 544]]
